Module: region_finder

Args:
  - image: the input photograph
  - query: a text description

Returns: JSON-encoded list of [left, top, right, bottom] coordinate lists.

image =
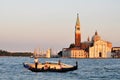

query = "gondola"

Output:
[[23, 61, 78, 72]]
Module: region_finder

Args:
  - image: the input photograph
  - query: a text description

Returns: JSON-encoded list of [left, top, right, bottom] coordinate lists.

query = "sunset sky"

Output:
[[0, 0, 120, 52]]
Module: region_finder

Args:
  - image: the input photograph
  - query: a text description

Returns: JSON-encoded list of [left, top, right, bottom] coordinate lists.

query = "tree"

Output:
[[69, 43, 75, 48], [58, 51, 62, 57]]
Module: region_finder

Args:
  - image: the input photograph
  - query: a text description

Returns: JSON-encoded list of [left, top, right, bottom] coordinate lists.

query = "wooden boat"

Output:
[[23, 61, 78, 72]]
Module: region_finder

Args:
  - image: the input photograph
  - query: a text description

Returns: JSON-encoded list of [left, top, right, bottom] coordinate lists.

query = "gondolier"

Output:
[[34, 57, 38, 69]]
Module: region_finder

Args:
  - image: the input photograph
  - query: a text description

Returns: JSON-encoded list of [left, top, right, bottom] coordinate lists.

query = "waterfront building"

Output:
[[89, 31, 112, 58], [112, 47, 120, 52], [62, 48, 88, 58], [62, 14, 112, 58], [46, 48, 51, 58], [111, 47, 120, 58]]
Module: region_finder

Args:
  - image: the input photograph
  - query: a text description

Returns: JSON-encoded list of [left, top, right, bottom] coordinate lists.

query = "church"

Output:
[[62, 14, 112, 58]]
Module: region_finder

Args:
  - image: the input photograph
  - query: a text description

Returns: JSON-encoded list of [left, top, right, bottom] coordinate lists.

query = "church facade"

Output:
[[89, 32, 112, 58], [62, 14, 112, 58]]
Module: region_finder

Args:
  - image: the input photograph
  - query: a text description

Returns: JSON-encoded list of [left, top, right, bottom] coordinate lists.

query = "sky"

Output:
[[0, 0, 120, 52]]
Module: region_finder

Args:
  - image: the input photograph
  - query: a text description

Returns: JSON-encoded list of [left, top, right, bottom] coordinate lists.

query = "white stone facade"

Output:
[[62, 48, 87, 58], [89, 40, 112, 58]]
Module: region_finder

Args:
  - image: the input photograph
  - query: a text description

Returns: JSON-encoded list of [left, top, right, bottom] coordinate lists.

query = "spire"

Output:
[[76, 13, 80, 26], [75, 13, 81, 47]]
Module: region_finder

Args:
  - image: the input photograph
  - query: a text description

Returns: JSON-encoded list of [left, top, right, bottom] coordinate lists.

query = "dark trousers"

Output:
[[35, 62, 38, 69]]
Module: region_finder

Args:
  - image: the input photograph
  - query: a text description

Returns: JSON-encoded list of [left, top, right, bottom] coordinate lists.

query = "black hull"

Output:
[[23, 63, 78, 72]]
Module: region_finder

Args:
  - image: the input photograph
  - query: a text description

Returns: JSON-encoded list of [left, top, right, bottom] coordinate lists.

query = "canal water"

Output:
[[0, 57, 120, 80]]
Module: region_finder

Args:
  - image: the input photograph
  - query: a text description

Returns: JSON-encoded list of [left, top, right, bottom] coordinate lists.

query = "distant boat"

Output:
[[23, 61, 78, 72]]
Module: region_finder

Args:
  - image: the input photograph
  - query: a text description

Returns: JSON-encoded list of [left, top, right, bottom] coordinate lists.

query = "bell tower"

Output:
[[75, 13, 81, 47]]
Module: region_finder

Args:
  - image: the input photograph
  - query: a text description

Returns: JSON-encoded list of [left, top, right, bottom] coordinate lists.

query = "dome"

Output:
[[92, 31, 101, 42]]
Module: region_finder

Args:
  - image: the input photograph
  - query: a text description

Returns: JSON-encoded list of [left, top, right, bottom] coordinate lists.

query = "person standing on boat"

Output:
[[58, 60, 61, 65], [34, 57, 39, 69], [58, 60, 62, 69]]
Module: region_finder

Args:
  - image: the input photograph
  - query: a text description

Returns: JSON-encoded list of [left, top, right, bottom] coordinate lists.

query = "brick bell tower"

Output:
[[75, 13, 81, 47]]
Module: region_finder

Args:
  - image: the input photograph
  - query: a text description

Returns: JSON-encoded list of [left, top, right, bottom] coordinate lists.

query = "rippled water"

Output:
[[0, 57, 120, 80]]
